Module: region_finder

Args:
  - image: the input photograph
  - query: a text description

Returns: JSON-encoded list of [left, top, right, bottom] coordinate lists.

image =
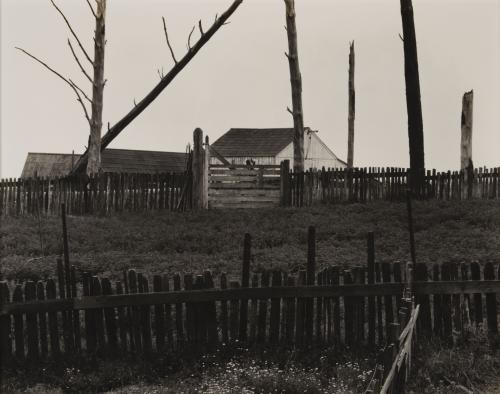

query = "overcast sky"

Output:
[[1, 0, 499, 177]]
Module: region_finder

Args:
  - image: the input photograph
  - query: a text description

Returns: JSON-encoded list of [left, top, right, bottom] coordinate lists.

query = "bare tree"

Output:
[[284, 0, 305, 172], [400, 0, 425, 193], [69, 0, 243, 176], [17, 0, 107, 176], [347, 41, 355, 169]]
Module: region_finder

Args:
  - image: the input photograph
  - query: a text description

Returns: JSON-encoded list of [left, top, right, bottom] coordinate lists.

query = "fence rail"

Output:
[[0, 171, 191, 216]]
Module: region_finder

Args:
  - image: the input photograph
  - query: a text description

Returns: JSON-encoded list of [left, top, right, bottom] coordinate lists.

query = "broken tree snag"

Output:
[[192, 128, 207, 210], [87, 0, 106, 176], [400, 0, 425, 193], [460, 90, 473, 170], [69, 0, 244, 176], [347, 41, 355, 169], [284, 0, 305, 172]]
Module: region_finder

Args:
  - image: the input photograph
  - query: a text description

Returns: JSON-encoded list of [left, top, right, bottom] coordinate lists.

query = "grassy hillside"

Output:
[[1, 200, 499, 282]]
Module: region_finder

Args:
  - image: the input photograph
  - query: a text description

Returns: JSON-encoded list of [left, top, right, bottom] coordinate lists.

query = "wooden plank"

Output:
[[305, 226, 315, 344], [239, 234, 251, 341], [229, 281, 240, 342], [315, 270, 323, 343], [204, 271, 218, 346], [208, 188, 281, 197], [295, 270, 306, 346], [91, 277, 106, 352], [220, 273, 229, 344], [46, 279, 60, 357], [249, 274, 259, 343], [4, 281, 500, 317], [208, 195, 281, 203], [139, 275, 153, 353], [115, 281, 128, 352], [127, 270, 142, 353], [173, 273, 184, 346], [25, 281, 39, 359], [484, 263, 498, 334], [332, 267, 341, 346], [344, 270, 354, 346], [70, 267, 81, 352], [209, 182, 280, 190], [367, 232, 376, 346], [0, 282, 12, 364], [153, 275, 165, 352], [257, 271, 269, 343], [36, 282, 48, 358], [82, 273, 96, 354], [381, 263, 394, 340], [432, 264, 443, 337], [162, 275, 174, 348], [415, 263, 431, 334], [13, 285, 24, 359], [441, 263, 453, 344], [269, 271, 282, 344], [470, 262, 483, 326], [101, 278, 118, 353], [184, 274, 195, 343]]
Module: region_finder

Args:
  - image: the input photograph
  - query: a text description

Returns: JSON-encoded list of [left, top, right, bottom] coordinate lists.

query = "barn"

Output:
[[21, 149, 188, 178], [210, 127, 346, 169]]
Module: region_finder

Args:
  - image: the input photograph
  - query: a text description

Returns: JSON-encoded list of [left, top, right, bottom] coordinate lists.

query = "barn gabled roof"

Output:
[[21, 149, 188, 178], [211, 128, 306, 157]]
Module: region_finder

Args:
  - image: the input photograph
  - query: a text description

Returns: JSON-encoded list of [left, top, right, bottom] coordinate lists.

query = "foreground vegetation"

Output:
[[1, 200, 499, 392], [2, 200, 499, 283]]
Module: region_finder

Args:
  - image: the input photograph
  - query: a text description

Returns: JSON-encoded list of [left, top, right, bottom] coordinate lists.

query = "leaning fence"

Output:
[[0, 230, 498, 366]]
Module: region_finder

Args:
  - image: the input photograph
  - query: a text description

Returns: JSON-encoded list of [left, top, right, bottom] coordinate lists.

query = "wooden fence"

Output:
[[208, 165, 281, 209], [0, 172, 191, 217], [0, 229, 498, 365], [282, 165, 500, 206]]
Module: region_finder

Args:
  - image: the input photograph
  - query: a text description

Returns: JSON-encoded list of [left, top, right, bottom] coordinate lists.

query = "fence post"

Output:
[[367, 232, 376, 346], [280, 160, 290, 206], [192, 128, 207, 210]]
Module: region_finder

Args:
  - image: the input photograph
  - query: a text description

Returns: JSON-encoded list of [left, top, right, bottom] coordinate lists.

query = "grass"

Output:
[[1, 200, 499, 283], [1, 200, 499, 392]]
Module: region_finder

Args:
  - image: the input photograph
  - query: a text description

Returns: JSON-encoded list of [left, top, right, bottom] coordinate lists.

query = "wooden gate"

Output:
[[208, 165, 281, 209]]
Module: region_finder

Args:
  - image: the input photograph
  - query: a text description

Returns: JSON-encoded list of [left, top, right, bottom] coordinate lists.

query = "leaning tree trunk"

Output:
[[347, 41, 355, 169], [400, 0, 425, 193], [284, 0, 305, 172], [460, 90, 473, 170], [87, 0, 106, 176]]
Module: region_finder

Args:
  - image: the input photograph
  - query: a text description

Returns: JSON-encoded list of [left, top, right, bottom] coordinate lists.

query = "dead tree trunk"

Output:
[[284, 0, 305, 172], [460, 90, 473, 170], [461, 90, 473, 199], [400, 0, 425, 193], [87, 0, 106, 176], [347, 41, 355, 169], [69, 0, 243, 176]]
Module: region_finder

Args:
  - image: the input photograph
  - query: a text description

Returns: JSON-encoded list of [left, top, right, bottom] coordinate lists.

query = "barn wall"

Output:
[[276, 133, 346, 170], [210, 156, 276, 165]]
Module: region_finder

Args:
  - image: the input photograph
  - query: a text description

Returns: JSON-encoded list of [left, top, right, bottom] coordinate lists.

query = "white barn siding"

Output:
[[210, 156, 276, 165], [276, 133, 346, 170]]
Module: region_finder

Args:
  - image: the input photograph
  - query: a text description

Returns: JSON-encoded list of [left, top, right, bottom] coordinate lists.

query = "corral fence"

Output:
[[0, 229, 498, 367], [1, 164, 499, 216], [0, 171, 191, 217], [280, 162, 500, 207]]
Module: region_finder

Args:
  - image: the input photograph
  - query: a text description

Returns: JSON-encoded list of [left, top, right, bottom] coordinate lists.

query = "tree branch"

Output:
[[69, 78, 92, 103], [15, 46, 91, 123], [49, 0, 94, 65], [162, 17, 178, 64], [198, 20, 204, 35], [187, 25, 195, 50], [86, 0, 97, 18], [70, 0, 244, 176], [67, 39, 93, 84]]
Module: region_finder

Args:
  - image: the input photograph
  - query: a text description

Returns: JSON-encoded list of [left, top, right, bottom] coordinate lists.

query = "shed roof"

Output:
[[21, 149, 188, 178], [211, 128, 305, 157]]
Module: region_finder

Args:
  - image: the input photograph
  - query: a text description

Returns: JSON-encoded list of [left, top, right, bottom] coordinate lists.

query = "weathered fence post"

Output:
[[192, 128, 208, 210], [280, 160, 290, 206], [461, 90, 474, 199], [239, 233, 251, 341]]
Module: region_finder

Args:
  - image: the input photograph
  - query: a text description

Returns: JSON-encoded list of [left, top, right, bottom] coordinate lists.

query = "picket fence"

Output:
[[0, 172, 191, 217], [0, 230, 499, 365], [283, 166, 500, 206]]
